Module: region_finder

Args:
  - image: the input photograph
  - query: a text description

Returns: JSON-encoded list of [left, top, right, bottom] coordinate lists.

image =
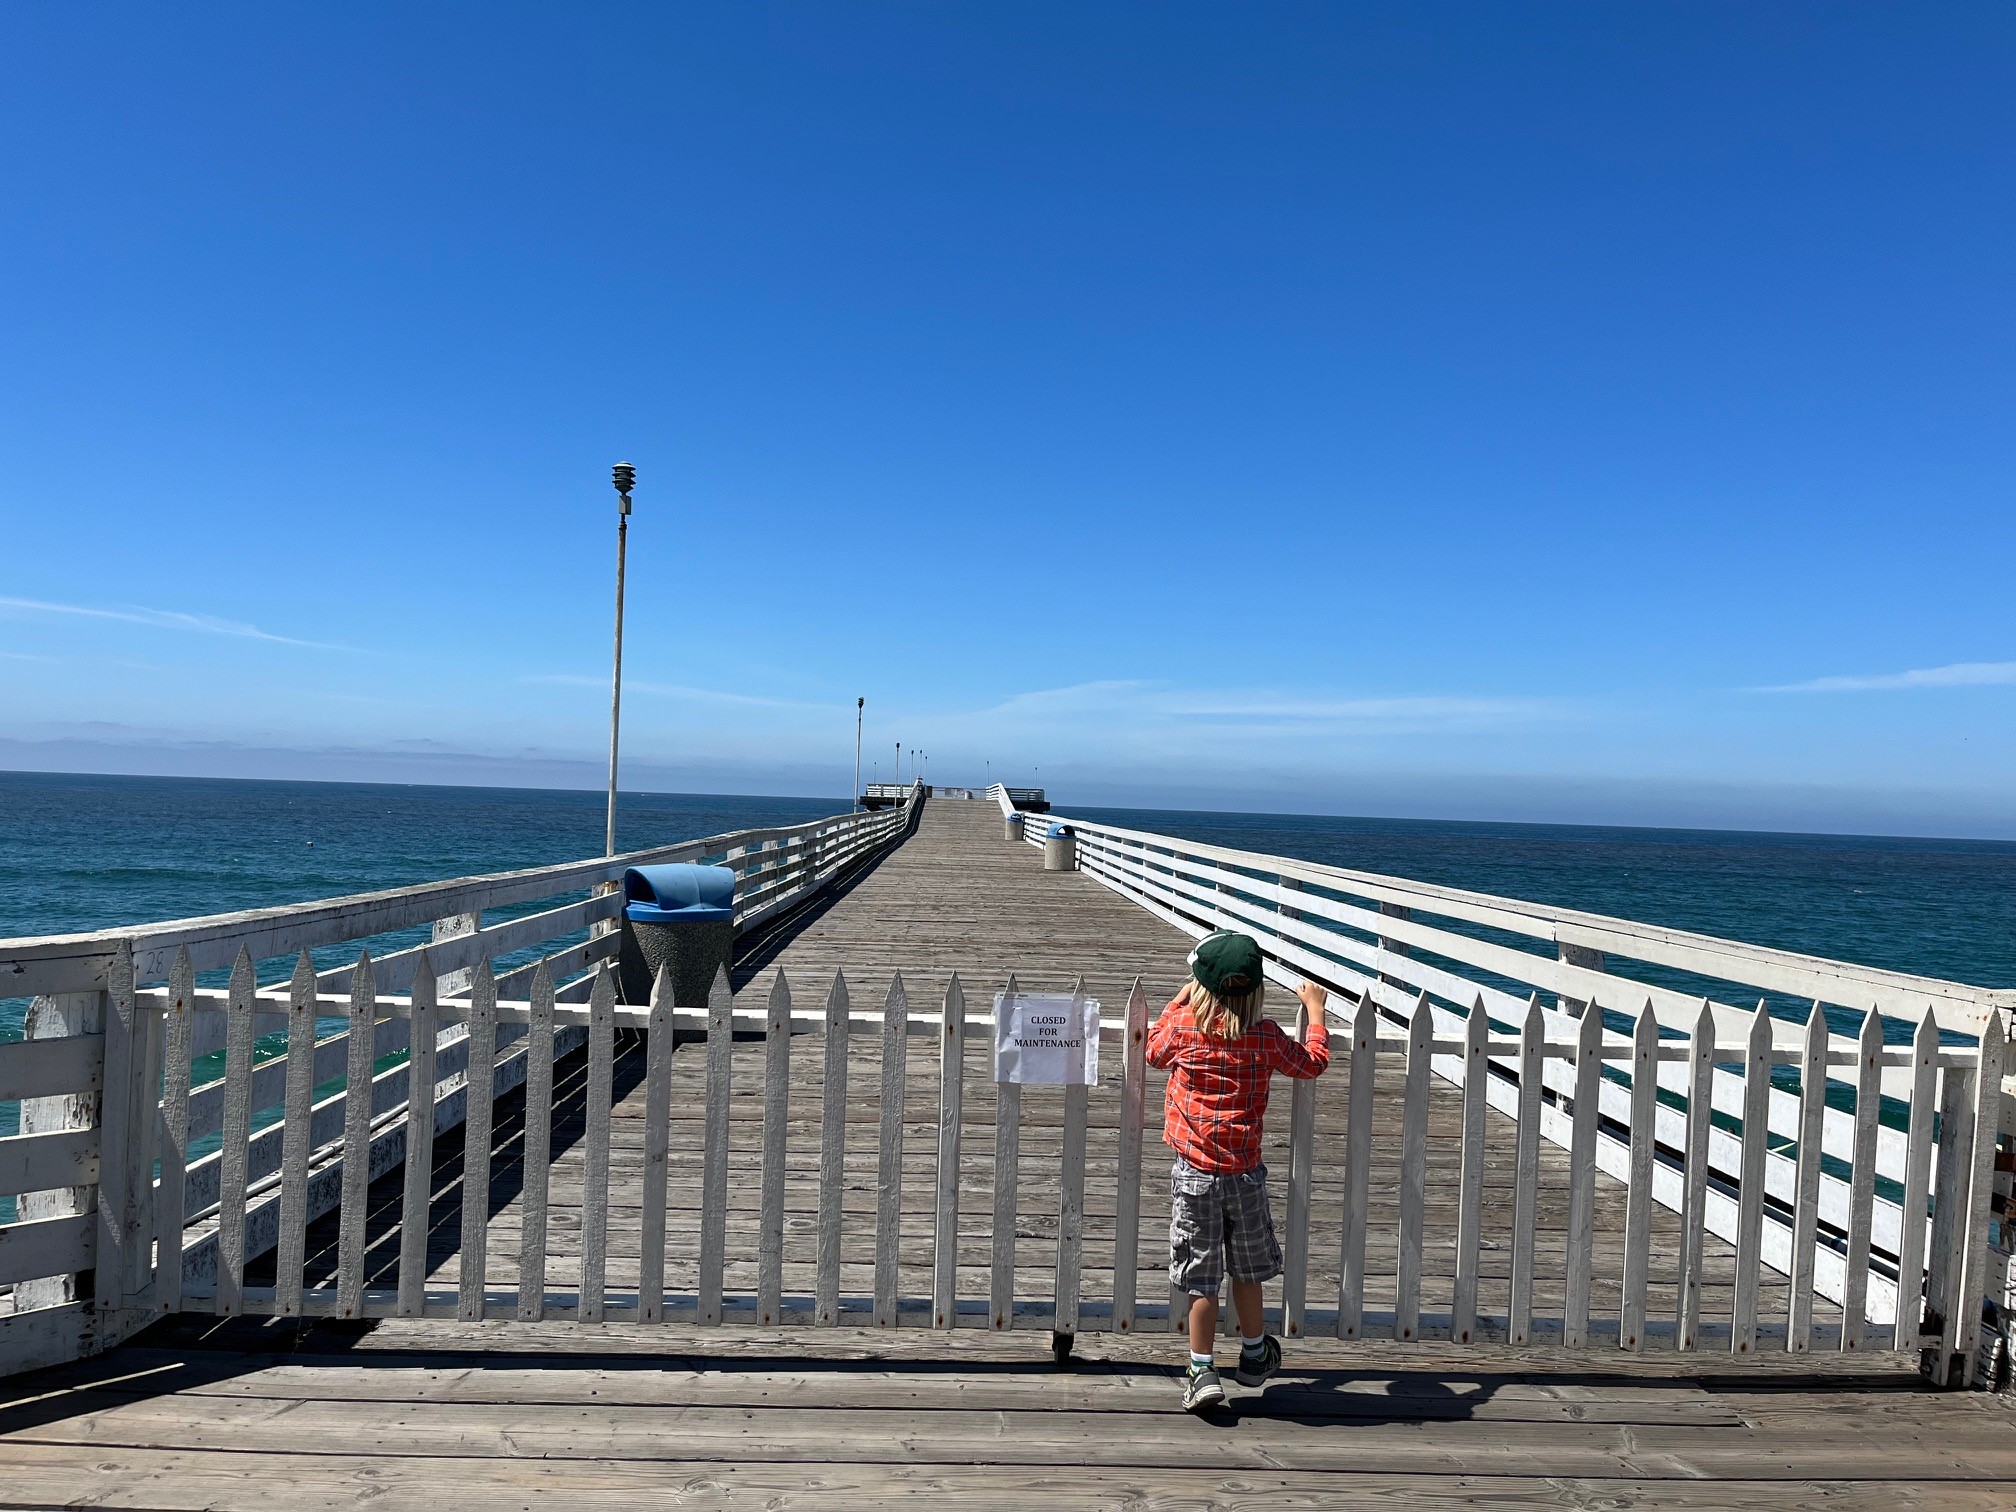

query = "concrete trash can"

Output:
[[1004, 811, 1025, 843], [1042, 823, 1076, 872], [618, 863, 736, 1008]]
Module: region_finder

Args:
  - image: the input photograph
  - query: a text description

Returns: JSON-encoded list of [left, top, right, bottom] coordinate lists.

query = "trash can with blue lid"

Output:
[[1042, 822, 1076, 872], [1004, 810, 1025, 843], [617, 862, 737, 1010]]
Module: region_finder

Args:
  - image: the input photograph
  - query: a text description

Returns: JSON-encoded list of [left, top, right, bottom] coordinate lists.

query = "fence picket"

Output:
[[397, 954, 440, 1319], [816, 970, 850, 1326], [1954, 1012, 2005, 1383], [336, 950, 377, 1319], [758, 972, 793, 1326], [96, 940, 153, 1314], [1924, 1045, 1971, 1370], [1113, 977, 1148, 1334], [155, 947, 195, 1314], [1450, 995, 1487, 1345], [874, 973, 909, 1328], [932, 974, 966, 1330], [215, 947, 256, 1317], [1732, 1000, 1773, 1354], [1338, 992, 1376, 1341], [1562, 998, 1603, 1349], [1840, 1006, 1885, 1349], [1676, 1000, 1715, 1350], [1395, 991, 1431, 1342], [1508, 994, 1543, 1346], [275, 951, 319, 1317], [639, 963, 675, 1324], [577, 965, 615, 1324], [1620, 1002, 1659, 1351], [1893, 1011, 1939, 1351], [515, 962, 556, 1322], [456, 959, 498, 1322], [1786, 1002, 1827, 1351], [1282, 996, 1318, 1339], [699, 966, 734, 1327], [991, 974, 1021, 1331], [1055, 982, 1089, 1340]]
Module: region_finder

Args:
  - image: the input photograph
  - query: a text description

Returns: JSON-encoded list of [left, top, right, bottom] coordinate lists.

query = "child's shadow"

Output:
[[1191, 1370, 1488, 1429]]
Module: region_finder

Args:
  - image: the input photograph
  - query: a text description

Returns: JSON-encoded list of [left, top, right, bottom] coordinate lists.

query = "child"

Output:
[[1145, 930, 1330, 1411]]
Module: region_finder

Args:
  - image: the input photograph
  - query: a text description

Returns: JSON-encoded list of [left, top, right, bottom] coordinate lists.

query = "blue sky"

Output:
[[2, 4, 2012, 835]]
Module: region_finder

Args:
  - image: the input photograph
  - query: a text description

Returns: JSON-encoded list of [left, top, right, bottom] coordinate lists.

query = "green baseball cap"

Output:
[[1189, 930, 1263, 997]]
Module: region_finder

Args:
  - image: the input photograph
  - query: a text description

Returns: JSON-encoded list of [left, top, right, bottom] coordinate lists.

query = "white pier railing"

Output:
[[0, 788, 921, 1374], [23, 949, 2004, 1383], [991, 785, 2014, 1386], [2, 780, 2008, 1392]]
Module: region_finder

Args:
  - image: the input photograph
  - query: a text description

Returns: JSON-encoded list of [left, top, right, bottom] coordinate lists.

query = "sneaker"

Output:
[[1181, 1362, 1226, 1412], [1233, 1334, 1282, 1387]]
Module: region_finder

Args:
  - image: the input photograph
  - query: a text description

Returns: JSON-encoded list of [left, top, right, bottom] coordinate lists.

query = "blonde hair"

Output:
[[1190, 978, 1265, 1041]]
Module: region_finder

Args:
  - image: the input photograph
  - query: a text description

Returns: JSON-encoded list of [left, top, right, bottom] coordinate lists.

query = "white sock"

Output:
[[1242, 1332, 1265, 1353], [1189, 1349, 1213, 1369]]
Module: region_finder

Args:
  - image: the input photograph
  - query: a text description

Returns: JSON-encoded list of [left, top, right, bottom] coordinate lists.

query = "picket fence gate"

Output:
[[42, 940, 2010, 1382]]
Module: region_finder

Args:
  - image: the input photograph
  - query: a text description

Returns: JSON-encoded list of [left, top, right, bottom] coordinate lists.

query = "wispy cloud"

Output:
[[0, 595, 345, 650], [1162, 694, 1555, 723], [1756, 660, 2016, 693], [522, 673, 826, 710], [0, 649, 56, 663], [935, 680, 1567, 744]]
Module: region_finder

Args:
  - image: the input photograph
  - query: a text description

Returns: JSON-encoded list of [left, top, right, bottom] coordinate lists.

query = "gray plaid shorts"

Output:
[[1168, 1157, 1283, 1297]]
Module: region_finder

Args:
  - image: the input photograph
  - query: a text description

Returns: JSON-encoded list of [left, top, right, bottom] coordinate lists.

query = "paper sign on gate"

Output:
[[993, 992, 1100, 1086]]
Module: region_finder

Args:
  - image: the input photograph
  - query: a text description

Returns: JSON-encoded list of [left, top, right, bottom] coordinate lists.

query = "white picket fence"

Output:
[[2, 781, 2009, 1389], [0, 791, 920, 1375], [31, 945, 2004, 1381], [991, 785, 2015, 1385]]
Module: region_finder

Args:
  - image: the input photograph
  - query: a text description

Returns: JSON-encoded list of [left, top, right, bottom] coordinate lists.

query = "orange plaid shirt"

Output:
[[1146, 996, 1331, 1174]]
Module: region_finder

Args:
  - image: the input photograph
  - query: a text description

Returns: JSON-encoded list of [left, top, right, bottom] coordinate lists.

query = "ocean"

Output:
[[5, 771, 2012, 1023], [3, 771, 2011, 1211]]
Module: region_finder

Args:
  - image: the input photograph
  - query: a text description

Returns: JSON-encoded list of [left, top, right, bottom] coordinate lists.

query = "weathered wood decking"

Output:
[[3, 798, 2012, 1508]]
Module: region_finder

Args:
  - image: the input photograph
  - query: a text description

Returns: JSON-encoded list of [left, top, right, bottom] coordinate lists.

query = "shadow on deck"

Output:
[[3, 1308, 2010, 1509]]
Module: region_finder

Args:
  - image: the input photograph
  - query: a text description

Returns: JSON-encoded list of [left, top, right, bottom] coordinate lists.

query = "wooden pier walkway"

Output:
[[3, 797, 2013, 1507]]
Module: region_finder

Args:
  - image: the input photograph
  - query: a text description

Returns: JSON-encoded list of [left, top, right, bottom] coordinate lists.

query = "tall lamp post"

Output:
[[853, 697, 864, 812], [606, 461, 635, 858]]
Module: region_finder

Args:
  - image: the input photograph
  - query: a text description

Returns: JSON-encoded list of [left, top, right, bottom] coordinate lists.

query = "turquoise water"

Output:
[[5, 772, 2011, 1022], [1069, 803, 2016, 996], [1, 771, 844, 1037], [0, 772, 849, 1211], [4, 772, 2010, 1212]]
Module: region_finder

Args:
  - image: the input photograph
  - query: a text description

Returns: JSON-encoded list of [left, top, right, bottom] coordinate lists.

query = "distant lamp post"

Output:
[[606, 461, 636, 857], [854, 697, 864, 812]]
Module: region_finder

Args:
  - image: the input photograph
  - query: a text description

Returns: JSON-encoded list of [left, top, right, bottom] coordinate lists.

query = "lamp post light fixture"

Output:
[[606, 461, 636, 858], [854, 697, 864, 812]]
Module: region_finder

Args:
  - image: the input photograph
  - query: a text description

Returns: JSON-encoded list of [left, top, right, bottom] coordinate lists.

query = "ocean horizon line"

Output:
[[6, 764, 2016, 852]]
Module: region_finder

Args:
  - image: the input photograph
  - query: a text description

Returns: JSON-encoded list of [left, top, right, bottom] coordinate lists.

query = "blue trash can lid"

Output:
[[623, 863, 736, 924], [1046, 823, 1073, 839], [1006, 811, 1024, 823]]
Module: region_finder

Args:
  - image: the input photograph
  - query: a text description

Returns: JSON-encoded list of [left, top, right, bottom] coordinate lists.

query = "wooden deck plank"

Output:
[[8, 1440, 2012, 1512], [35, 798, 1990, 1511]]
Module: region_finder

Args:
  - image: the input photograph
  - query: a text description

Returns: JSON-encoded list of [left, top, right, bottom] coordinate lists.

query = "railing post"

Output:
[[94, 941, 159, 1331], [1558, 942, 1604, 1018], [1377, 902, 1411, 993], [17, 991, 105, 1312], [433, 911, 480, 999], [1951, 1014, 2006, 1386]]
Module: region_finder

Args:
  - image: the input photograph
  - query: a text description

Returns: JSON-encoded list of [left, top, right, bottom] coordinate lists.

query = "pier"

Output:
[[2, 787, 2014, 1506]]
